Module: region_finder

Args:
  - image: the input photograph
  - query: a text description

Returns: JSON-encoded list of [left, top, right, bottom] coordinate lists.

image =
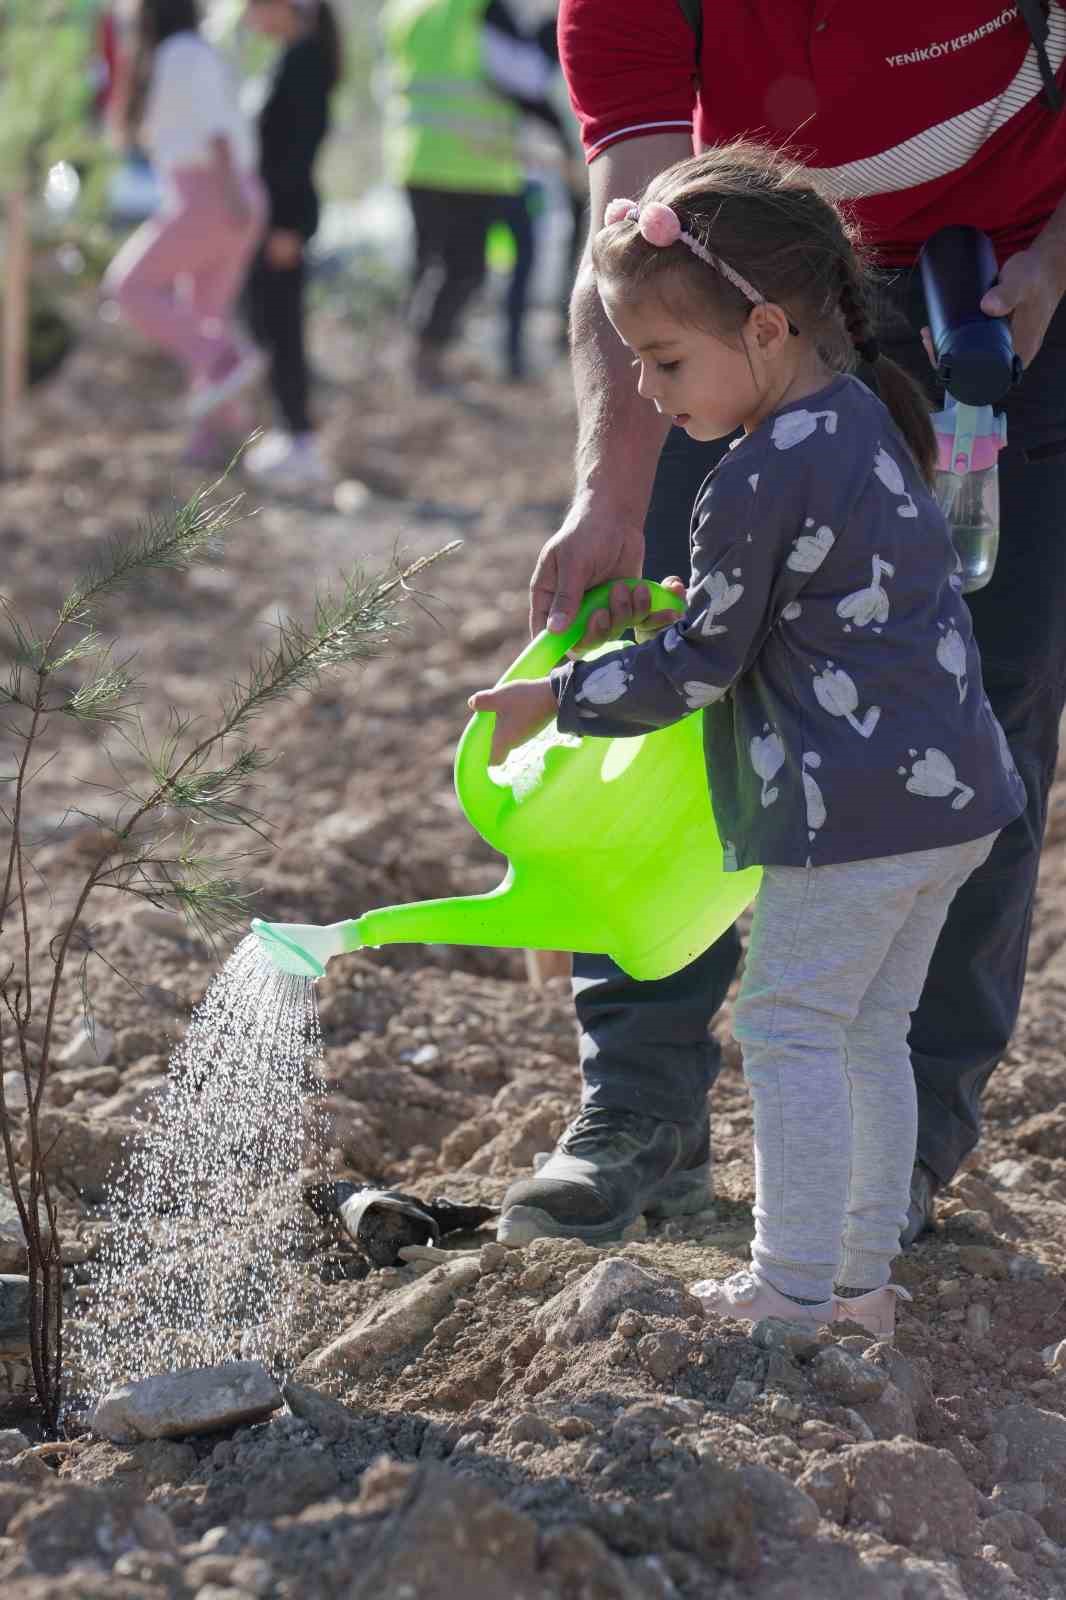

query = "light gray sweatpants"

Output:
[[733, 834, 997, 1303]]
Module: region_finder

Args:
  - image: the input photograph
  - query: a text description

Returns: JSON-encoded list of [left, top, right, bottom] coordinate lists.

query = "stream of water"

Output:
[[72, 935, 324, 1405]]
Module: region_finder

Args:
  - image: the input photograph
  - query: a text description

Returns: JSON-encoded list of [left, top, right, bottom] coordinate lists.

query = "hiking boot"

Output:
[[900, 1161, 939, 1249], [832, 1283, 913, 1339], [496, 1105, 712, 1246], [692, 1268, 833, 1328]]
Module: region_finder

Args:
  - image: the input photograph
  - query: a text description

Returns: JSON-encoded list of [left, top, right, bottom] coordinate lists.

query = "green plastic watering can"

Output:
[[252, 581, 761, 981]]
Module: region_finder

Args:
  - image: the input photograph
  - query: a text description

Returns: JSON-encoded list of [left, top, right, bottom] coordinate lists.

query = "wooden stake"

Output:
[[524, 949, 572, 986], [1, 186, 30, 478]]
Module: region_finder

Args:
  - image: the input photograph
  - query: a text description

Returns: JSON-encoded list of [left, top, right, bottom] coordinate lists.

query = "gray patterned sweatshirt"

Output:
[[551, 374, 1024, 870]]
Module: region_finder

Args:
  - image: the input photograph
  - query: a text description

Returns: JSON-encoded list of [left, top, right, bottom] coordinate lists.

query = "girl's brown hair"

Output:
[[591, 141, 936, 484]]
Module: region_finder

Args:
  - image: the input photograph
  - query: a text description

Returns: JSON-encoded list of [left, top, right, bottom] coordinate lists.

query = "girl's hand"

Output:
[[572, 575, 688, 654], [468, 678, 558, 765], [266, 229, 303, 270]]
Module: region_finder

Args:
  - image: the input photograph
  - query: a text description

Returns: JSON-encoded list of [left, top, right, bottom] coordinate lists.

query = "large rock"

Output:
[[0, 1275, 31, 1357], [282, 1378, 358, 1442], [850, 1380, 918, 1441], [844, 1440, 978, 1555], [304, 1254, 481, 1376], [736, 1462, 820, 1538], [91, 1361, 282, 1443], [667, 1458, 760, 1577], [349, 1459, 546, 1600], [990, 1403, 1066, 1485], [535, 1257, 699, 1348], [811, 1346, 887, 1405], [6, 1482, 175, 1574]]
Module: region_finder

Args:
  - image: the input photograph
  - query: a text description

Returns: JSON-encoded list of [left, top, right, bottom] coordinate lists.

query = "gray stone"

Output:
[[966, 1302, 991, 1337], [0, 1187, 27, 1273], [305, 1254, 481, 1375], [1, 1072, 27, 1110], [91, 1360, 282, 1443], [282, 1379, 357, 1442], [841, 1408, 875, 1442], [990, 1404, 1066, 1484], [850, 1380, 918, 1441], [505, 1412, 558, 1447], [986, 1158, 1028, 1190], [737, 1462, 820, 1537], [0, 1427, 30, 1459], [811, 1346, 887, 1405], [766, 1393, 803, 1423], [535, 1256, 697, 1348], [750, 1317, 822, 1359], [58, 1022, 114, 1068], [726, 1377, 760, 1411], [1007, 1254, 1049, 1281], [0, 1275, 30, 1356], [865, 1343, 933, 1416]]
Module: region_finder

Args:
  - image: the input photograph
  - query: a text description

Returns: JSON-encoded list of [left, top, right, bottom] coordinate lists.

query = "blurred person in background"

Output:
[[381, 0, 563, 390], [241, 0, 342, 492], [102, 0, 266, 464]]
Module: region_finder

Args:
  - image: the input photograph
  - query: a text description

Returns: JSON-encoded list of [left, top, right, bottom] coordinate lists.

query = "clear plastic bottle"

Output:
[[931, 400, 1007, 593]]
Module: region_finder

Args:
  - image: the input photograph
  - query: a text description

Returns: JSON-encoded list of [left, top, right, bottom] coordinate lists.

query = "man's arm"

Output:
[[529, 130, 693, 637]]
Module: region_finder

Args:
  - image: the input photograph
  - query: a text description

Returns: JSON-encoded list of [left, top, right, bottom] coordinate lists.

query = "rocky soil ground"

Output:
[[1, 308, 1065, 1600]]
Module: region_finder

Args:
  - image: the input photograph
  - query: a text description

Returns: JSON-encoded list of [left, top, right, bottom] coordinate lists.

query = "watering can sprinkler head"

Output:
[[250, 918, 351, 979]]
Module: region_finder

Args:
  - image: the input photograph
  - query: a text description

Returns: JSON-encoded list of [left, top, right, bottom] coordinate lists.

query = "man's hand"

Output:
[[468, 678, 558, 765], [529, 490, 646, 638], [980, 247, 1066, 367], [266, 229, 303, 270]]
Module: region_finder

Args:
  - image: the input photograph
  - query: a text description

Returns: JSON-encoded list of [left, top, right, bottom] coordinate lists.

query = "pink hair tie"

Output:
[[603, 197, 766, 309], [638, 201, 681, 247], [603, 197, 638, 226]]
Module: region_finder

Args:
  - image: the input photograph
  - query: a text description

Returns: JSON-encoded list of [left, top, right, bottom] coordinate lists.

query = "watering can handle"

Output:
[[454, 579, 686, 807]]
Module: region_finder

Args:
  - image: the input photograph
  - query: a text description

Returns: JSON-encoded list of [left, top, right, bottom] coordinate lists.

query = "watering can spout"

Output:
[[252, 875, 557, 979]]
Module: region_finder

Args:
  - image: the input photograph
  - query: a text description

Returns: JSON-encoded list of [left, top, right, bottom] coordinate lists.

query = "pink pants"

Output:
[[104, 166, 265, 383]]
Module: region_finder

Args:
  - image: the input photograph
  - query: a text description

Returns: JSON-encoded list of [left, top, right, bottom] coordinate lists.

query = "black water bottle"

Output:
[[919, 225, 1022, 406]]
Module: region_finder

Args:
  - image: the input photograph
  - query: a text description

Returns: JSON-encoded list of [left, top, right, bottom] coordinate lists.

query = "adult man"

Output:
[[497, 3, 1066, 1248]]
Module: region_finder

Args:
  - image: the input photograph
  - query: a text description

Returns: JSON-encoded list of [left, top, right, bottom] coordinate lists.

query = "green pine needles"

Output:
[[0, 464, 458, 1429]]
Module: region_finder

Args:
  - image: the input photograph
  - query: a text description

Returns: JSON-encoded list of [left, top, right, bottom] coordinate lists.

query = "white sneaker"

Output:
[[832, 1284, 913, 1339], [187, 347, 265, 420], [244, 432, 330, 492], [691, 1268, 834, 1327]]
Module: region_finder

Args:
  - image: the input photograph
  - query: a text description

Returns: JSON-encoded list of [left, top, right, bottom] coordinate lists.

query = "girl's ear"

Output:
[[747, 302, 793, 355]]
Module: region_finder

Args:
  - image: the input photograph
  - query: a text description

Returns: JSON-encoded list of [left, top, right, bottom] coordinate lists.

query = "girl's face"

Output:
[[600, 284, 763, 442], [244, 0, 297, 40]]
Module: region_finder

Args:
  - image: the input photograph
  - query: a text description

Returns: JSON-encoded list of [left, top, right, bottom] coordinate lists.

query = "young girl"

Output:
[[103, 0, 266, 462], [470, 144, 1025, 1339], [242, 0, 341, 491]]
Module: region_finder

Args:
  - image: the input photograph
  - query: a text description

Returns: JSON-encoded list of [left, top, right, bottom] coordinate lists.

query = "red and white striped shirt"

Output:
[[559, 1, 1066, 264]]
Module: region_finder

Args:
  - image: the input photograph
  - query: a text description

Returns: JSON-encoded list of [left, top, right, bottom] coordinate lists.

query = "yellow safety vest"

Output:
[[382, 0, 522, 196]]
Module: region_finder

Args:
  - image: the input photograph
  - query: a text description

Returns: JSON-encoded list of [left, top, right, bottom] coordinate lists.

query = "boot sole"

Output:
[[496, 1162, 713, 1247]]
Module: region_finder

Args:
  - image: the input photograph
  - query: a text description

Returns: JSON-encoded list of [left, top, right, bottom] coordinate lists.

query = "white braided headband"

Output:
[[604, 197, 766, 308]]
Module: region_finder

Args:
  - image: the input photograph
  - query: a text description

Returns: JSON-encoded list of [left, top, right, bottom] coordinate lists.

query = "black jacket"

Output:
[[258, 35, 330, 238]]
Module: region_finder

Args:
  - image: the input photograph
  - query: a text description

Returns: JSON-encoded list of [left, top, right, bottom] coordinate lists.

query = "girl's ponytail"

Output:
[[310, 0, 343, 90], [838, 259, 936, 487]]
